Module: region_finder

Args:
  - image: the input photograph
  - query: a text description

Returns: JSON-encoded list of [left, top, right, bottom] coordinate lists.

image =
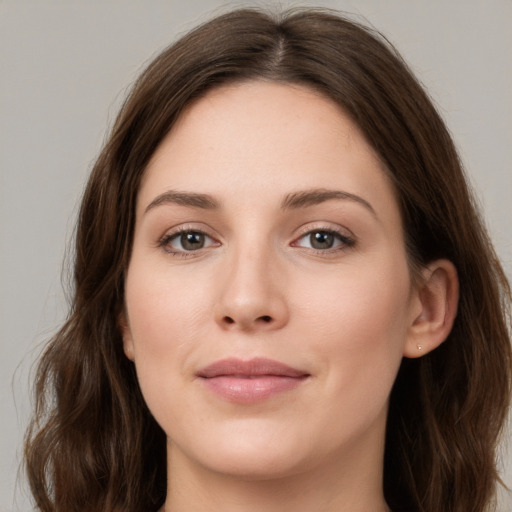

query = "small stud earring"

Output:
[[417, 344, 423, 351]]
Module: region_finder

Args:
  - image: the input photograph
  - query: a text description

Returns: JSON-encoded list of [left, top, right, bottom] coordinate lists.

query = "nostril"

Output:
[[220, 314, 274, 326]]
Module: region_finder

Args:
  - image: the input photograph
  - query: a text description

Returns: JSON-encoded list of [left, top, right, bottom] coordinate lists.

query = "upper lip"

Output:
[[197, 357, 309, 378]]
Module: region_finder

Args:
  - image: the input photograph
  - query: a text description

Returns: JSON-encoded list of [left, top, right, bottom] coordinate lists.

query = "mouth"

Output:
[[197, 357, 310, 403]]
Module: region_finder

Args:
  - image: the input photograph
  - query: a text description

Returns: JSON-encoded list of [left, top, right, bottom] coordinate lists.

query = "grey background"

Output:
[[1, 1, 511, 510]]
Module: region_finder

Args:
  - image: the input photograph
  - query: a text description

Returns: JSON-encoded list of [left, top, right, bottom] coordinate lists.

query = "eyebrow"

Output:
[[281, 188, 376, 216], [144, 190, 219, 214], [144, 187, 376, 217]]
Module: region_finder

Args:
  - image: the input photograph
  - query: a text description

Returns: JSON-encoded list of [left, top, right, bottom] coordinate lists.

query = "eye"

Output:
[[293, 229, 354, 251], [160, 230, 217, 253]]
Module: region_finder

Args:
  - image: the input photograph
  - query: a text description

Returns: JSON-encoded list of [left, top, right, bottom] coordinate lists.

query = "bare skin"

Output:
[[121, 82, 458, 512]]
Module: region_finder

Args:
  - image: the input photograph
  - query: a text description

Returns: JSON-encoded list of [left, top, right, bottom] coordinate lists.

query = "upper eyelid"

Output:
[[293, 229, 354, 245], [294, 222, 355, 239], [157, 222, 355, 245], [164, 227, 217, 243], [161, 223, 217, 238], [157, 225, 217, 250], [159, 228, 219, 257]]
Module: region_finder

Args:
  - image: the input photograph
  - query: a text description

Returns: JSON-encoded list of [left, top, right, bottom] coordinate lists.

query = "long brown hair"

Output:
[[24, 8, 511, 512]]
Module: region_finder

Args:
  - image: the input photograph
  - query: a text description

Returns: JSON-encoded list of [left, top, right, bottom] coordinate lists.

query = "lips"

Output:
[[197, 357, 310, 403]]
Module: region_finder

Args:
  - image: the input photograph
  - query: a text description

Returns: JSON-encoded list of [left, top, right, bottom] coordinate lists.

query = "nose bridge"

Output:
[[214, 236, 288, 331]]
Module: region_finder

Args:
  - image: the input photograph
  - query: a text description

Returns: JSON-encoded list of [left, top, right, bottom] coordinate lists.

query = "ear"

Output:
[[118, 311, 135, 361], [403, 259, 459, 358]]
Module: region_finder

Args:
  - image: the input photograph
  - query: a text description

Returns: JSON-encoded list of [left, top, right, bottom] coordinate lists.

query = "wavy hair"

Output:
[[24, 8, 511, 512]]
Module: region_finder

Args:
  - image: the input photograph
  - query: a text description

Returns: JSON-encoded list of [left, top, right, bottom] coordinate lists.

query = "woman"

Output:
[[24, 8, 511, 512]]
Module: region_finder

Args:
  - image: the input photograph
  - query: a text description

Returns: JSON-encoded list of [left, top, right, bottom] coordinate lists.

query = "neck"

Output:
[[162, 435, 390, 512]]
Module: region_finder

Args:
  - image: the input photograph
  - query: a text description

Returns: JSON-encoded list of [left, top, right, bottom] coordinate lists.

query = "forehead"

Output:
[[138, 81, 399, 223]]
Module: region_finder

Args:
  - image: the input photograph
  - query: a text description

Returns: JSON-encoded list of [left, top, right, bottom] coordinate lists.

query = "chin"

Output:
[[170, 424, 312, 480], [202, 451, 306, 481]]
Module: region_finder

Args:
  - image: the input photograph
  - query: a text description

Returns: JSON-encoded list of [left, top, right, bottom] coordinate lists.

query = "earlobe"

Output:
[[118, 312, 135, 361], [404, 259, 459, 358]]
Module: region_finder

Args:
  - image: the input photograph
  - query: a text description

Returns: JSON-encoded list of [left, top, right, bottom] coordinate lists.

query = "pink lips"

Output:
[[197, 357, 309, 403]]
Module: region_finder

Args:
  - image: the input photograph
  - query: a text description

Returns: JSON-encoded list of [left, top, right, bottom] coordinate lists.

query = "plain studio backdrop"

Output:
[[1, 1, 511, 510]]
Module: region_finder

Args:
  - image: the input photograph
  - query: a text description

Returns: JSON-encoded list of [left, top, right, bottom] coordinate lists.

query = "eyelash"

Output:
[[293, 227, 355, 253], [158, 227, 217, 258], [158, 226, 355, 258]]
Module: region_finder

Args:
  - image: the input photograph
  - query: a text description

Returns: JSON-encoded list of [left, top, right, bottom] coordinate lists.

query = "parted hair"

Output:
[[24, 8, 511, 512]]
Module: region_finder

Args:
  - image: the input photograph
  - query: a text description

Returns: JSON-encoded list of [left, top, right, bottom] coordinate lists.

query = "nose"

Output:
[[214, 247, 289, 332]]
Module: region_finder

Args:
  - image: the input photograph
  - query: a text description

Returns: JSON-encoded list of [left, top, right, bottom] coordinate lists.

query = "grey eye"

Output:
[[294, 229, 353, 251], [309, 231, 335, 250]]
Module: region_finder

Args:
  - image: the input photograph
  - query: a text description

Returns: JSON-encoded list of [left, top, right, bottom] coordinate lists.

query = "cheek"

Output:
[[125, 262, 209, 353], [295, 259, 411, 397], [123, 263, 212, 417]]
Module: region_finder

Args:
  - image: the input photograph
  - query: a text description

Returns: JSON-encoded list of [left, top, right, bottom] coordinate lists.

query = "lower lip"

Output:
[[200, 375, 308, 403]]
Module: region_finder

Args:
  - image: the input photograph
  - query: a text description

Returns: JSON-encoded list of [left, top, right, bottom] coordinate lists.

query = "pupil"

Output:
[[311, 231, 334, 249], [181, 232, 204, 250]]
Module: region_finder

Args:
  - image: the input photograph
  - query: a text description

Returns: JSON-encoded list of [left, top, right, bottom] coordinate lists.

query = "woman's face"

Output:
[[122, 82, 422, 480]]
